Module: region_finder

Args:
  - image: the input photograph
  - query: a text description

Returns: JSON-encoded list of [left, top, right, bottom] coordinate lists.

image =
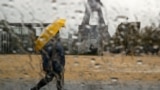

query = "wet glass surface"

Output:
[[0, 0, 160, 90]]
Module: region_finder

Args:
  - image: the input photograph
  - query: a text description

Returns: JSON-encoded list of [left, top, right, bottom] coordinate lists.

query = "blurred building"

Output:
[[76, 0, 111, 55], [0, 20, 49, 54]]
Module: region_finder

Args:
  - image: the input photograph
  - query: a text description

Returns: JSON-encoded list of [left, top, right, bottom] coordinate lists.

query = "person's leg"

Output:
[[31, 72, 54, 90], [56, 73, 63, 90]]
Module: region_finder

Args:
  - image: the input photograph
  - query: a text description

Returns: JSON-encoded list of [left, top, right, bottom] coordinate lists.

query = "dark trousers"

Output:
[[31, 70, 64, 90]]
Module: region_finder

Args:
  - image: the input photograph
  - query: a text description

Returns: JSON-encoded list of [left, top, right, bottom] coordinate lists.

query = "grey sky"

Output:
[[0, 0, 160, 37]]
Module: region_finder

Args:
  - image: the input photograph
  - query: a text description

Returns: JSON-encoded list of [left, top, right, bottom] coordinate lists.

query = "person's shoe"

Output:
[[30, 87, 39, 90]]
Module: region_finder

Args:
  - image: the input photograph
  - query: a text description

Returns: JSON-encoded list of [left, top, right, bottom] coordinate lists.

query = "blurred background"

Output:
[[0, 0, 160, 90]]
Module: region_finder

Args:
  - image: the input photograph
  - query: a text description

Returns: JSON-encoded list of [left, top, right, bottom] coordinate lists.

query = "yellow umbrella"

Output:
[[35, 18, 66, 51]]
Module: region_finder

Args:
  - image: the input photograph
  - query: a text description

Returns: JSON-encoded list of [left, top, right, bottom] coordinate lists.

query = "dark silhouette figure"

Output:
[[31, 36, 65, 90]]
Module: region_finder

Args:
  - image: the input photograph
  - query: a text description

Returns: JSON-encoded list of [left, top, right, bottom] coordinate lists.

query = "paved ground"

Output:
[[0, 79, 160, 90]]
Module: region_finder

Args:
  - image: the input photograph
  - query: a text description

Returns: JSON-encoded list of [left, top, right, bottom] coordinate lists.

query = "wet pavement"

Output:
[[0, 79, 160, 90]]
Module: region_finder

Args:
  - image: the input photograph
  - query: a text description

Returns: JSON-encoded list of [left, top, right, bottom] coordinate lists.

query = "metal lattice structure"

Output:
[[77, 0, 110, 55]]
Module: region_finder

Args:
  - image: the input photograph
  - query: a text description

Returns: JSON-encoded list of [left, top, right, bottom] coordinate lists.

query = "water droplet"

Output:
[[12, 50, 16, 53], [81, 82, 85, 87], [85, 25, 91, 29], [91, 58, 95, 63], [74, 62, 79, 66], [71, 16, 75, 19], [137, 60, 143, 65], [76, 42, 81, 46], [52, 7, 57, 10], [9, 0, 14, 2], [74, 55, 78, 59], [111, 77, 118, 83], [75, 10, 83, 13], [60, 2, 67, 5], [2, 4, 9, 7], [95, 63, 100, 68], [52, 0, 56, 3], [27, 47, 33, 51]]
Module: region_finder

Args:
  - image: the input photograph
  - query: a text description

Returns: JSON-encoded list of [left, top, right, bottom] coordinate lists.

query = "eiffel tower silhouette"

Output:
[[78, 0, 110, 55], [81, 0, 105, 25]]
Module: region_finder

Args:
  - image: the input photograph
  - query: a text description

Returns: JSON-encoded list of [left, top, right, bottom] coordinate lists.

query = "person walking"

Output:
[[31, 34, 65, 90]]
